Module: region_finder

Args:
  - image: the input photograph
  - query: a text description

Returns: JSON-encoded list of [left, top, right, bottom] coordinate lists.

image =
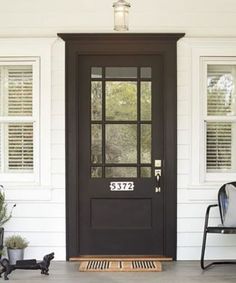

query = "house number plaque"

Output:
[[110, 182, 134, 191]]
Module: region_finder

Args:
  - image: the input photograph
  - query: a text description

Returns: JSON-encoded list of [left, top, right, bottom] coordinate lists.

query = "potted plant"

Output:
[[5, 235, 29, 265], [0, 185, 16, 257]]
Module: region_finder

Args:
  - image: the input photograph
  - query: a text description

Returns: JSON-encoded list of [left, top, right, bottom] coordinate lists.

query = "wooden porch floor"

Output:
[[4, 261, 236, 282]]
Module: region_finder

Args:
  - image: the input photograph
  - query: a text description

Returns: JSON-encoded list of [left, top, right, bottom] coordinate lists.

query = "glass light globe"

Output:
[[113, 0, 131, 31]]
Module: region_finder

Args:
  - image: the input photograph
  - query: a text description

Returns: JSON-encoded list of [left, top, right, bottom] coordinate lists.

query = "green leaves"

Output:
[[0, 185, 16, 227], [5, 235, 29, 249]]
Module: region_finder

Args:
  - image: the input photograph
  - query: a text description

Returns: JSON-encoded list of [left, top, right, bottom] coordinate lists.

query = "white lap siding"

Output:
[[4, 39, 66, 260]]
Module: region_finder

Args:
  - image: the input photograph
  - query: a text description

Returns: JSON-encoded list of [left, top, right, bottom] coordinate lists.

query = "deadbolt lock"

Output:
[[155, 160, 162, 167]]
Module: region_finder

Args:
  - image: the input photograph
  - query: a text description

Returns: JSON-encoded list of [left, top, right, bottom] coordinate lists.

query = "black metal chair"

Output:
[[201, 181, 236, 270]]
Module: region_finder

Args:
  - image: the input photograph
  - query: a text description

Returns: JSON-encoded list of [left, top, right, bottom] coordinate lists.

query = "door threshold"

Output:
[[70, 255, 172, 262]]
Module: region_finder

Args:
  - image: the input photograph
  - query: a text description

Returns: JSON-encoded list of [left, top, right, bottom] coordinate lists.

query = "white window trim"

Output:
[[0, 58, 39, 183], [0, 38, 55, 188], [200, 57, 236, 183], [189, 38, 236, 187]]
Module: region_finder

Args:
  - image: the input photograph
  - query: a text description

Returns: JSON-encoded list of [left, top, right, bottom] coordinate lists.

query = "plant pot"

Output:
[[7, 248, 24, 265]]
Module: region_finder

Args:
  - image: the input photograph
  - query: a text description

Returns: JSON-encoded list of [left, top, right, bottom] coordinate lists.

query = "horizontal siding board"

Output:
[[177, 189, 189, 203], [177, 189, 220, 203], [9, 203, 65, 218], [4, 231, 65, 247], [188, 189, 219, 202], [178, 218, 221, 232], [178, 233, 236, 247], [178, 247, 236, 260], [6, 189, 51, 201], [178, 203, 220, 218], [4, 218, 65, 232], [24, 247, 65, 261], [51, 189, 65, 202]]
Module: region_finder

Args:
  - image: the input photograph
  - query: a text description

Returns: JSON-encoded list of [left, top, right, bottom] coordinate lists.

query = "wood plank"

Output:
[[70, 255, 172, 262]]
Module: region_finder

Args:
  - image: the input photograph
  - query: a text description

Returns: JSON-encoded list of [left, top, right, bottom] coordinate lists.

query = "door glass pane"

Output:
[[141, 67, 152, 79], [91, 67, 102, 79], [141, 124, 151, 164], [91, 124, 102, 163], [106, 124, 137, 163], [105, 167, 137, 178], [141, 82, 151, 121], [91, 82, 102, 121], [105, 67, 137, 79], [91, 167, 102, 178], [106, 82, 137, 121], [207, 65, 236, 116], [141, 167, 151, 178]]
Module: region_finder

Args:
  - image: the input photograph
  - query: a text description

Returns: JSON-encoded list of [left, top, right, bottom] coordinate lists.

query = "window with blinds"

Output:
[[206, 64, 236, 173], [0, 65, 34, 173], [7, 67, 33, 116]]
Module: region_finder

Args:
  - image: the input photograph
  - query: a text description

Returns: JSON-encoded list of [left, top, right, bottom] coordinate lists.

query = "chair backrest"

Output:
[[218, 181, 236, 224]]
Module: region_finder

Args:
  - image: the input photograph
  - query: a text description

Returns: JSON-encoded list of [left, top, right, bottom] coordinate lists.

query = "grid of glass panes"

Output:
[[91, 66, 152, 178]]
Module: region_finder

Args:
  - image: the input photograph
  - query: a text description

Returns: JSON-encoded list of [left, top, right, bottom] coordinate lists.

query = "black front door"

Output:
[[59, 33, 184, 260], [78, 55, 163, 255]]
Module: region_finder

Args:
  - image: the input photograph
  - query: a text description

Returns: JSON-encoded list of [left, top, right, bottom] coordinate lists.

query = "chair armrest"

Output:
[[204, 204, 218, 230]]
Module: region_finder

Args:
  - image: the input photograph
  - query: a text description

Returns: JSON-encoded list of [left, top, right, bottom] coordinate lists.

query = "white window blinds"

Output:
[[206, 65, 236, 173], [8, 124, 33, 171], [0, 65, 34, 173], [7, 67, 33, 116], [206, 122, 232, 170]]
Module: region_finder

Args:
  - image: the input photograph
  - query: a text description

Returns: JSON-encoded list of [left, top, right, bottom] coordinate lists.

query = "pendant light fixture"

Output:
[[113, 0, 131, 31]]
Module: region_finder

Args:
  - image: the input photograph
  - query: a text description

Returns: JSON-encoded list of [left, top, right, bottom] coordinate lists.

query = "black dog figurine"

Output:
[[0, 252, 54, 280]]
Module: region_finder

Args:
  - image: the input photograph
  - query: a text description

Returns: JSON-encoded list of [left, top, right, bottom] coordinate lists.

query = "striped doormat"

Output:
[[79, 260, 162, 272]]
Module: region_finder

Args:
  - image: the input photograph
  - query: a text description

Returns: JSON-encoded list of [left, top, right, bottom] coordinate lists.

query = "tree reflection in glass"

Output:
[[141, 82, 151, 121], [140, 167, 151, 177], [106, 124, 137, 163], [141, 124, 151, 163], [106, 82, 137, 121], [105, 167, 137, 178], [91, 167, 102, 178], [91, 81, 102, 121], [91, 124, 102, 163]]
